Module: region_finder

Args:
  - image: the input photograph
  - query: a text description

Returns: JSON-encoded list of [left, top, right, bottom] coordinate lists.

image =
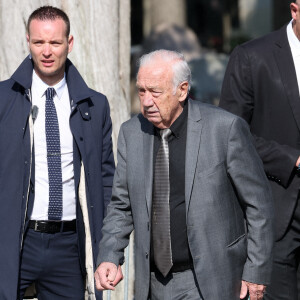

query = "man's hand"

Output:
[[240, 280, 266, 300], [95, 262, 123, 291], [296, 156, 300, 167]]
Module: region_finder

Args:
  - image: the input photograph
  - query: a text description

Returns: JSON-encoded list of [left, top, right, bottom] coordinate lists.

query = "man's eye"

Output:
[[152, 91, 161, 97]]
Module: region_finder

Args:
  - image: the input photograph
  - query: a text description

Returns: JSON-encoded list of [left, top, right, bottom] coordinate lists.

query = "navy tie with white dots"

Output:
[[45, 87, 63, 220]]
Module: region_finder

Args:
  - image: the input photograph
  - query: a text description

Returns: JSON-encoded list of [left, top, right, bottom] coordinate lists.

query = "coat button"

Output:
[[146, 252, 149, 259]]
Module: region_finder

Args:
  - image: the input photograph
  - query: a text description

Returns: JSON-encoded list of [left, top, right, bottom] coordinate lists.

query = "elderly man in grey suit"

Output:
[[94, 50, 274, 300]]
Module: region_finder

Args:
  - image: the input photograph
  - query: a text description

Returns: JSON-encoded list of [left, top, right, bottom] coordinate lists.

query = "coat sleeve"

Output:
[[226, 116, 274, 285], [101, 97, 115, 215], [97, 124, 133, 266], [220, 45, 300, 187]]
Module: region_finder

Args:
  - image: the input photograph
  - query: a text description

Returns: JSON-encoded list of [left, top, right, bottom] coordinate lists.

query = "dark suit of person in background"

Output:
[[94, 49, 273, 300], [220, 1, 300, 299], [0, 6, 114, 300]]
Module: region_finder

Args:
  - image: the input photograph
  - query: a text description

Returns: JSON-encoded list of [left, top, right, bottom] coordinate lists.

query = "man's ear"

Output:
[[178, 81, 189, 102], [291, 2, 299, 21], [26, 34, 30, 48], [68, 35, 74, 54]]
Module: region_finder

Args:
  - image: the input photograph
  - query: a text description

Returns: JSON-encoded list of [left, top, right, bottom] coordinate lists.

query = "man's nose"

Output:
[[43, 44, 51, 56], [142, 92, 154, 107]]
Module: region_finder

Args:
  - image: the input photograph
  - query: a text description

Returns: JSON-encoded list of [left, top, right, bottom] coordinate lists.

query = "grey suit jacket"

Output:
[[97, 99, 273, 300]]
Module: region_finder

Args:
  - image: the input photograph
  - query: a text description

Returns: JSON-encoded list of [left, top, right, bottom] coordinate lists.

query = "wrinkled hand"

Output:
[[95, 263, 123, 291], [240, 280, 266, 300]]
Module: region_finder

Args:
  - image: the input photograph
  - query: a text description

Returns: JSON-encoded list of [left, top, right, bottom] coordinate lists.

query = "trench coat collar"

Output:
[[11, 56, 94, 105]]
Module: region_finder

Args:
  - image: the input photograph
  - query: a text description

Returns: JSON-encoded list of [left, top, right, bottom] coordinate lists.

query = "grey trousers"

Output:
[[150, 269, 203, 300]]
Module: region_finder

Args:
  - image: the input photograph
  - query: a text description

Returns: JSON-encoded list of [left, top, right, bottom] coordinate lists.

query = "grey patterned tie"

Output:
[[152, 128, 173, 277], [45, 87, 63, 220]]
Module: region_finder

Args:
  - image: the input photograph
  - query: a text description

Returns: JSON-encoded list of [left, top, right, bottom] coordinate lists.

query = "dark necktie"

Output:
[[152, 128, 173, 277], [45, 87, 63, 220]]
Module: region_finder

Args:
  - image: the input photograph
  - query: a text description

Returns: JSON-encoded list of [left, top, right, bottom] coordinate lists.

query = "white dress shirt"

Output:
[[287, 20, 300, 95], [31, 71, 76, 220]]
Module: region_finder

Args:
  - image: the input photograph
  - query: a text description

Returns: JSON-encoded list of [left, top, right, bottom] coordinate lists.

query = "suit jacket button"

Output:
[[146, 253, 149, 259]]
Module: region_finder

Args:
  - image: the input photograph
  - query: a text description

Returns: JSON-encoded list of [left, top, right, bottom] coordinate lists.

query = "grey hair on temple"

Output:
[[138, 50, 192, 93]]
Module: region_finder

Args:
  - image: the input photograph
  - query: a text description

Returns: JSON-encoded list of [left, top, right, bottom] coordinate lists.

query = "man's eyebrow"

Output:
[[30, 38, 64, 42], [148, 86, 161, 90], [136, 83, 161, 90]]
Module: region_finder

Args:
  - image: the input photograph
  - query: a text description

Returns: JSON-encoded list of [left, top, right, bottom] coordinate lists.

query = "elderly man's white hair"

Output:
[[138, 49, 192, 94]]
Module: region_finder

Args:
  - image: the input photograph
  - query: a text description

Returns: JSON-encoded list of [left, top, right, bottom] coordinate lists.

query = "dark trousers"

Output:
[[18, 228, 85, 300], [264, 199, 300, 300]]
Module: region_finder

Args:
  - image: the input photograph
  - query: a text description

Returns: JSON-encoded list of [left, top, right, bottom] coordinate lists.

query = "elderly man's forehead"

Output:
[[138, 62, 173, 77]]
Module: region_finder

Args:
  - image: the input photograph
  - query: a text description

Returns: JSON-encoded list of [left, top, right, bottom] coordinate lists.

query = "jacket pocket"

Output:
[[197, 160, 226, 178], [227, 233, 246, 248]]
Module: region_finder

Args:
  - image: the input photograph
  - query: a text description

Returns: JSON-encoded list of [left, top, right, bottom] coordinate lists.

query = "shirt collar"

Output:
[[31, 70, 66, 100], [154, 99, 188, 138], [287, 19, 300, 57], [170, 100, 188, 138]]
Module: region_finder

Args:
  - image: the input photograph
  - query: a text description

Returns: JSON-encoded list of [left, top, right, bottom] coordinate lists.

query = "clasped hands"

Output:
[[95, 262, 123, 291]]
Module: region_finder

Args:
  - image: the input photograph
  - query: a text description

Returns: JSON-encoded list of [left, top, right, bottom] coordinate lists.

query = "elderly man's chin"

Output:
[[143, 113, 162, 126]]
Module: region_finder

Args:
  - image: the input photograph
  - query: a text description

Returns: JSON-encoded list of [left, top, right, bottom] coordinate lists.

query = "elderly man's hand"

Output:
[[94, 263, 123, 291], [240, 280, 266, 300]]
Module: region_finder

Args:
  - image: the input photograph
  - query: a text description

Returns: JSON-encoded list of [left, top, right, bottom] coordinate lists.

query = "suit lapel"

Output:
[[185, 100, 202, 213], [273, 26, 300, 131], [142, 118, 154, 217]]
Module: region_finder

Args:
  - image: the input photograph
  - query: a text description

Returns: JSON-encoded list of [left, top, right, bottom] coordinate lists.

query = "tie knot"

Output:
[[45, 87, 55, 100], [160, 128, 172, 140]]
